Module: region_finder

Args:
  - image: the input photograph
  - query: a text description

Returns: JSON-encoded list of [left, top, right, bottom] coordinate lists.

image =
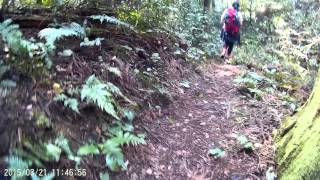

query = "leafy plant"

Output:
[[38, 22, 86, 51], [54, 94, 79, 113], [151, 53, 161, 62], [179, 80, 191, 88], [99, 172, 110, 180], [81, 75, 120, 120], [90, 15, 132, 28], [0, 61, 9, 79], [208, 147, 226, 159], [76, 130, 145, 171], [5, 156, 30, 180], [54, 135, 81, 166], [0, 19, 53, 70], [0, 79, 16, 98], [234, 72, 263, 89], [116, 0, 171, 30], [77, 144, 100, 156], [123, 109, 135, 121], [34, 111, 51, 128], [45, 144, 62, 162], [233, 134, 254, 150], [100, 130, 145, 171], [6, 134, 81, 180], [266, 167, 277, 180], [81, 75, 134, 120], [234, 71, 270, 99], [107, 67, 122, 77]]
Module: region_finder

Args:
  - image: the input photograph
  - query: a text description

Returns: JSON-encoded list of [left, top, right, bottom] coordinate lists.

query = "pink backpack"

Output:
[[225, 8, 240, 35]]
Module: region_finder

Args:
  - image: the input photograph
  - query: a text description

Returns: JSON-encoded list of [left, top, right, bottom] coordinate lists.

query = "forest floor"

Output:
[[114, 61, 285, 180], [0, 18, 289, 180]]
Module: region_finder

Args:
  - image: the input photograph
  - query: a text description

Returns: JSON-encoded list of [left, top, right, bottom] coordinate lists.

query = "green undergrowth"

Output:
[[6, 74, 146, 179], [231, 1, 319, 111], [0, 15, 164, 179], [275, 71, 320, 180]]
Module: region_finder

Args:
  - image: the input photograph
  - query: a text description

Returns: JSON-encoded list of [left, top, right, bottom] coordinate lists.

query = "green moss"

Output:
[[34, 111, 51, 128], [276, 70, 320, 180]]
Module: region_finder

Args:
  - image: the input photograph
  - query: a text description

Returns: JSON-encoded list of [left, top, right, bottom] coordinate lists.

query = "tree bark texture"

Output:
[[275, 70, 320, 180]]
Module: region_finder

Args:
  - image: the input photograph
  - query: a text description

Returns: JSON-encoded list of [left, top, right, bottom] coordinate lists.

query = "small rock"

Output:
[[205, 133, 210, 139], [194, 67, 202, 74], [58, 49, 73, 57], [179, 88, 184, 94], [231, 175, 242, 180], [131, 173, 138, 180], [206, 89, 214, 94], [188, 113, 193, 117], [26, 104, 32, 111], [182, 128, 187, 132], [31, 95, 37, 103], [200, 122, 206, 126], [254, 143, 263, 148], [160, 165, 165, 170], [161, 147, 168, 151], [146, 168, 153, 175]]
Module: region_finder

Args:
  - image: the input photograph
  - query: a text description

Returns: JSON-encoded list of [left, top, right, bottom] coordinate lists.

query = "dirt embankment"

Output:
[[0, 15, 285, 180]]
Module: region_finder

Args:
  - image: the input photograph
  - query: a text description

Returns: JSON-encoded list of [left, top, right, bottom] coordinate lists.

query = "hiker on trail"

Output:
[[220, 0, 243, 60]]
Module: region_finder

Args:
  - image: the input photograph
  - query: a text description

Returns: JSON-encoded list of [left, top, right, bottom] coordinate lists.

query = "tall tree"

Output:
[[276, 70, 320, 179], [0, 0, 10, 21], [204, 0, 214, 14]]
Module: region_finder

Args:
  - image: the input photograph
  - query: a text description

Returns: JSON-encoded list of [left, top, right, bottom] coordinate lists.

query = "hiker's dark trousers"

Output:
[[220, 29, 240, 56]]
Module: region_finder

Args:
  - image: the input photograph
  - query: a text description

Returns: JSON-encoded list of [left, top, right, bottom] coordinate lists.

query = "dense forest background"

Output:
[[0, 0, 319, 179]]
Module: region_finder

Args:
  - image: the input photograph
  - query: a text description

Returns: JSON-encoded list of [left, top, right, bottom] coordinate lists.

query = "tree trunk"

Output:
[[275, 70, 320, 180], [0, 0, 10, 21], [203, 0, 213, 14]]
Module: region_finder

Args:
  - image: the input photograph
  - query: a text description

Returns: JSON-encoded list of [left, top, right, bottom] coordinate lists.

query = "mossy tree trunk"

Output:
[[276, 70, 320, 180]]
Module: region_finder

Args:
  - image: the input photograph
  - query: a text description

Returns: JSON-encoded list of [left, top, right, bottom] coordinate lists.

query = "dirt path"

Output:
[[115, 62, 282, 180]]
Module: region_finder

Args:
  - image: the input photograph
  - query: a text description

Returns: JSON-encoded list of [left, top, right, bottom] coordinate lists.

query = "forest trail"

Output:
[[115, 62, 281, 180]]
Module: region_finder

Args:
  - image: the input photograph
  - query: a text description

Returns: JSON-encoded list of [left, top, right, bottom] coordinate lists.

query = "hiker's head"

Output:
[[232, 0, 240, 11]]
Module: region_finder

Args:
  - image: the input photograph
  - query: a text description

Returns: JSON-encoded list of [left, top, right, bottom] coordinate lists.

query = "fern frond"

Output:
[[90, 15, 132, 28], [38, 22, 86, 50], [81, 75, 120, 120], [105, 82, 135, 105], [0, 19, 53, 69], [107, 67, 122, 77], [0, 79, 16, 98], [0, 87, 10, 98], [54, 94, 79, 113], [0, 63, 10, 79], [113, 131, 146, 146], [0, 19, 14, 31], [1, 79, 16, 88], [101, 138, 126, 171], [100, 130, 145, 171], [54, 135, 73, 156], [6, 156, 30, 179], [105, 152, 126, 171]]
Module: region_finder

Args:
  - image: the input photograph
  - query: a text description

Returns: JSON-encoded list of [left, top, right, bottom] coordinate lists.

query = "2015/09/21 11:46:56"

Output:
[[52, 169, 87, 177]]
